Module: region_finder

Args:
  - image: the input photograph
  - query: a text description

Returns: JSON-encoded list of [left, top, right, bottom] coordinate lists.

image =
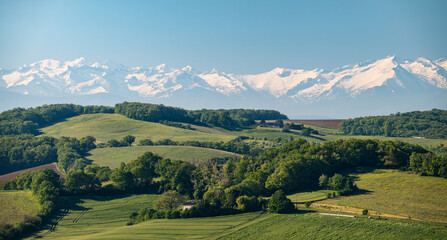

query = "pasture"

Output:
[[219, 213, 447, 240], [25, 194, 158, 240], [0, 191, 40, 225], [287, 190, 333, 203], [24, 193, 263, 240], [40, 113, 235, 143], [88, 146, 241, 169], [321, 169, 447, 223]]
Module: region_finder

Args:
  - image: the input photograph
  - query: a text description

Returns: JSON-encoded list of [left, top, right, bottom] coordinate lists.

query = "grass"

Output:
[[25, 194, 158, 240], [69, 212, 263, 240], [24, 193, 262, 240], [0, 190, 40, 225], [88, 146, 241, 169], [219, 213, 447, 240], [321, 169, 447, 223], [238, 127, 320, 143], [40, 113, 235, 143], [287, 190, 334, 203]]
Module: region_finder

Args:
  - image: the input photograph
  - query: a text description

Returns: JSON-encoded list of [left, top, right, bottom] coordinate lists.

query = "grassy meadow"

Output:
[[88, 146, 241, 169], [0, 191, 40, 225], [287, 190, 334, 203], [25, 194, 158, 240], [24, 193, 263, 240], [219, 213, 447, 240], [320, 169, 447, 223], [40, 113, 235, 143], [67, 212, 264, 240]]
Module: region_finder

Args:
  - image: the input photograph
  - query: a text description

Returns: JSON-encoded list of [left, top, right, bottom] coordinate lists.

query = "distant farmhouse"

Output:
[[259, 122, 282, 128], [182, 201, 199, 211]]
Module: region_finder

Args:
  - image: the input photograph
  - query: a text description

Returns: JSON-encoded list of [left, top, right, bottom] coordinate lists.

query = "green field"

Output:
[[320, 169, 447, 223], [40, 114, 235, 143], [25, 193, 263, 240], [0, 190, 40, 225], [88, 146, 241, 168], [26, 194, 158, 240], [287, 190, 333, 203], [219, 213, 447, 240]]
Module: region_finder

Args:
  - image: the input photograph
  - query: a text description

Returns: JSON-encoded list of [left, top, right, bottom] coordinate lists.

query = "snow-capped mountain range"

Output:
[[1, 56, 446, 118]]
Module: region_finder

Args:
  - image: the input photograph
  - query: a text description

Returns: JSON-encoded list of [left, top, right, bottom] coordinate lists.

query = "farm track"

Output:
[[0, 163, 64, 184], [311, 203, 422, 221]]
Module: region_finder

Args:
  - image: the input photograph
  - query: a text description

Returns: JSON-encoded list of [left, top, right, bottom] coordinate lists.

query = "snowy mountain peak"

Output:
[[30, 59, 61, 69], [65, 57, 85, 67], [181, 65, 195, 73], [155, 64, 167, 72]]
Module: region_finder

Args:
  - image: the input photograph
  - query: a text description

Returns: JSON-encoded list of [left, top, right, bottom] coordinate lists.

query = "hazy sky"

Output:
[[1, 0, 446, 74]]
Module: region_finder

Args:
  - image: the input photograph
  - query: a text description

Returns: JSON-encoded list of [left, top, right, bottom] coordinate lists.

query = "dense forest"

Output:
[[0, 135, 96, 174], [339, 109, 447, 139]]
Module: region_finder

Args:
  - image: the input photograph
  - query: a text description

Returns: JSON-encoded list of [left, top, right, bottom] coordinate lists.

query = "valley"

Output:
[[1, 104, 446, 240]]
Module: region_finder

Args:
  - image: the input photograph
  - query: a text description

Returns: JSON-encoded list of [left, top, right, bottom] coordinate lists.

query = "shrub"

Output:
[[236, 195, 260, 212], [304, 201, 312, 208], [138, 139, 154, 146], [268, 190, 295, 213], [363, 209, 369, 215]]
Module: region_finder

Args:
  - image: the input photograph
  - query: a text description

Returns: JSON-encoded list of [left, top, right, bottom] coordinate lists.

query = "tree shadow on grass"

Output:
[[349, 188, 373, 197], [26, 197, 91, 239]]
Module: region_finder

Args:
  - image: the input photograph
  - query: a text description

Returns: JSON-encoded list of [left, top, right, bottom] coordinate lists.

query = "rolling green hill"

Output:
[[24, 194, 262, 240], [320, 169, 447, 223], [25, 194, 158, 240], [40, 113, 235, 143], [88, 146, 241, 169], [23, 192, 447, 240], [219, 213, 447, 240]]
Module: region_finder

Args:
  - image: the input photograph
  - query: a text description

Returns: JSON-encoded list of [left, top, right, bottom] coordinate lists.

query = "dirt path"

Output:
[[311, 202, 418, 221]]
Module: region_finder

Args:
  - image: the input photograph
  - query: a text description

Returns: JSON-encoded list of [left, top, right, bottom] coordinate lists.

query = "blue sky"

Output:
[[0, 0, 446, 74]]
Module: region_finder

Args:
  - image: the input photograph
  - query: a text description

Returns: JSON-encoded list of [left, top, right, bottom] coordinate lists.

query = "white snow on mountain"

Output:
[[199, 69, 246, 95], [295, 56, 398, 100], [401, 57, 447, 89], [240, 68, 322, 97], [1, 56, 447, 108]]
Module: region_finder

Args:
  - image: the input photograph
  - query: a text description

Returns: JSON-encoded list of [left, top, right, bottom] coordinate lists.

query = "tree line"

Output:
[[339, 109, 447, 139]]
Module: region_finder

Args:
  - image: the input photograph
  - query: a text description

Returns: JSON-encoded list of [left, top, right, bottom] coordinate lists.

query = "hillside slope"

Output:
[[40, 113, 235, 143]]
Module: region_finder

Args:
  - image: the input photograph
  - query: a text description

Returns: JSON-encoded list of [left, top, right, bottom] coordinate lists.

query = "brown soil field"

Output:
[[0, 163, 64, 184], [288, 119, 345, 129]]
